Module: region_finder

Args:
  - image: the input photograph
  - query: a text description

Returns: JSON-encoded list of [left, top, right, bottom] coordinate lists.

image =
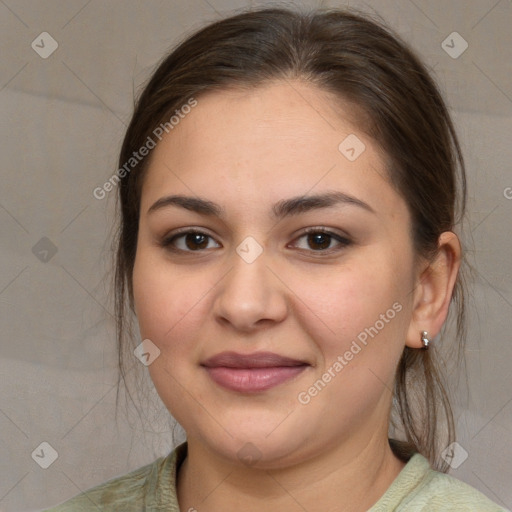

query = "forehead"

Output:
[[163, 80, 364, 164], [140, 80, 405, 221]]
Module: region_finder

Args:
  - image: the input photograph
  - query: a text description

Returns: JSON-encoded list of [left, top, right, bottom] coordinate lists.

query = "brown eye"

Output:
[[162, 230, 220, 252], [307, 232, 332, 250], [292, 229, 352, 253], [184, 233, 209, 250]]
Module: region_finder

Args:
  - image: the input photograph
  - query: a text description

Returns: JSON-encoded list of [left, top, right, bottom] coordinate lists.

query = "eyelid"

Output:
[[163, 226, 216, 238], [299, 226, 351, 239]]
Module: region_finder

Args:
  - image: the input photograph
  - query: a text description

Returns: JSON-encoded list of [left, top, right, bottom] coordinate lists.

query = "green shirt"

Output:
[[45, 442, 507, 511]]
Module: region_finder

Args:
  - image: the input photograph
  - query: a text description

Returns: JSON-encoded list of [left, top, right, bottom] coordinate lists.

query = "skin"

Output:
[[132, 80, 461, 511]]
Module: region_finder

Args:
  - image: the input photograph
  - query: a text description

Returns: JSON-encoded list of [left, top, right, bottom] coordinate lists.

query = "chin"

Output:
[[189, 413, 314, 470], [219, 436, 307, 469]]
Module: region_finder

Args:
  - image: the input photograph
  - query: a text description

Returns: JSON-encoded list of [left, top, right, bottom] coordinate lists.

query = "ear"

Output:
[[405, 231, 461, 349]]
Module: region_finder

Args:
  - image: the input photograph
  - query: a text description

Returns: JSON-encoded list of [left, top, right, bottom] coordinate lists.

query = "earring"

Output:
[[421, 331, 431, 350]]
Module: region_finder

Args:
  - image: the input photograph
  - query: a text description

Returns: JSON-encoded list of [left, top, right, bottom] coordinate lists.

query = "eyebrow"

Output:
[[147, 191, 375, 219]]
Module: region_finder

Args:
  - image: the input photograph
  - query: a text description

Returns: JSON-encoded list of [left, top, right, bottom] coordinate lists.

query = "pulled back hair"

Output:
[[114, 6, 467, 472]]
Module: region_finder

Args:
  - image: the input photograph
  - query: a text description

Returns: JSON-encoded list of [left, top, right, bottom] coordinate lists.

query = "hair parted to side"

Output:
[[113, 6, 467, 472]]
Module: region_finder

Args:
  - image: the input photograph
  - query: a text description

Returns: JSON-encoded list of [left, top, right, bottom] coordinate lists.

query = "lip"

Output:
[[201, 351, 310, 393]]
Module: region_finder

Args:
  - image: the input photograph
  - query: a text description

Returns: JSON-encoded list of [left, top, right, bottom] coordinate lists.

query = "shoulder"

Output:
[[371, 452, 508, 511], [408, 467, 507, 511], [44, 458, 163, 511], [44, 443, 186, 511]]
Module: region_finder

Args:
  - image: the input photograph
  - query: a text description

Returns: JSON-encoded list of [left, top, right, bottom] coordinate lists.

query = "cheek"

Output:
[[291, 257, 411, 425], [132, 248, 208, 352], [132, 249, 215, 426], [287, 254, 408, 355]]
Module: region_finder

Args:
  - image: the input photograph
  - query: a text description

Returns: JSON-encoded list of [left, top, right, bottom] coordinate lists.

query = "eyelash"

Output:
[[160, 227, 352, 255]]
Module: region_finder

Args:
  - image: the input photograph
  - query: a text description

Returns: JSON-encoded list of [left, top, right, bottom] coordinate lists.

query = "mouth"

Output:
[[201, 351, 310, 393]]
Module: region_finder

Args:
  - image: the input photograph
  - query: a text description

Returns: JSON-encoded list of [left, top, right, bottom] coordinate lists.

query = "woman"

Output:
[[47, 6, 506, 511]]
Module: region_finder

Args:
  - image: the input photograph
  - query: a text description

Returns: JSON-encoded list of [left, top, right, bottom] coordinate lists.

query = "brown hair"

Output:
[[114, 6, 467, 471]]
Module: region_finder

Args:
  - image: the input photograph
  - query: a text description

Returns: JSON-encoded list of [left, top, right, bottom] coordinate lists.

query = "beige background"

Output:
[[0, 0, 511, 510]]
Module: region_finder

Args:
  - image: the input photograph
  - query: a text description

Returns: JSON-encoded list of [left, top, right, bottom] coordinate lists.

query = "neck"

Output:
[[177, 429, 406, 512]]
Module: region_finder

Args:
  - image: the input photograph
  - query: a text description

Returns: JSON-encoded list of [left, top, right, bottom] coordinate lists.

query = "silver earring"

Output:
[[421, 331, 431, 350]]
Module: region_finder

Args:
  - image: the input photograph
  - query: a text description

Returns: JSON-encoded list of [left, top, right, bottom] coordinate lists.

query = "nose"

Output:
[[212, 248, 288, 333]]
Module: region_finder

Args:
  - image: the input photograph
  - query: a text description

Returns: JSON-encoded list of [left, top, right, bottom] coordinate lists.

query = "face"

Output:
[[132, 80, 418, 468]]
